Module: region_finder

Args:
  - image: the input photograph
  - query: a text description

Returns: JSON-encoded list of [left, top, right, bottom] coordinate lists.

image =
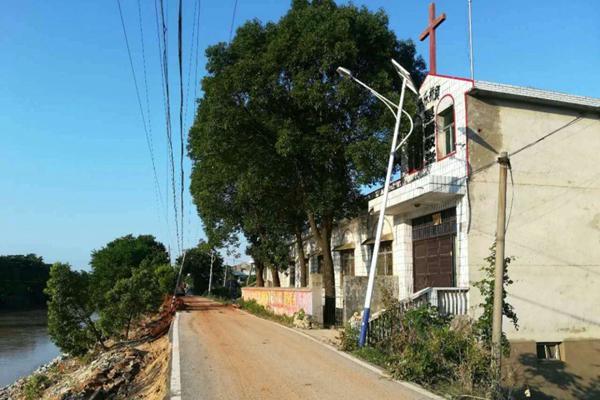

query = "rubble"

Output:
[[292, 310, 314, 329]]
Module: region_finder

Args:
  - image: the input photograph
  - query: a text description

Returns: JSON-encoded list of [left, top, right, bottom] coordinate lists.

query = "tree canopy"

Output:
[[188, 0, 425, 321], [177, 245, 224, 294], [0, 254, 50, 310], [45, 263, 105, 356], [45, 234, 176, 355], [90, 234, 169, 302]]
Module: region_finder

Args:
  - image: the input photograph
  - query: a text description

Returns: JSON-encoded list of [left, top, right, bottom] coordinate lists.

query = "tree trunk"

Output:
[[86, 317, 107, 350], [125, 315, 132, 340], [255, 261, 265, 287], [295, 229, 308, 287], [307, 212, 336, 325], [271, 265, 281, 287]]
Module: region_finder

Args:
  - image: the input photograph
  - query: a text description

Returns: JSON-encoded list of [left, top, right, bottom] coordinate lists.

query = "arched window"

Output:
[[436, 95, 456, 159]]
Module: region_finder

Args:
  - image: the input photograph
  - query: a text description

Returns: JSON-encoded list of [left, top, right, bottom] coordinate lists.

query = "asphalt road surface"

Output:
[[176, 297, 435, 400]]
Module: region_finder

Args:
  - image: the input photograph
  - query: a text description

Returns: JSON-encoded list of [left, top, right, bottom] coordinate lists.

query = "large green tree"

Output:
[[90, 234, 169, 303], [99, 267, 164, 339], [189, 0, 424, 320], [45, 263, 105, 355]]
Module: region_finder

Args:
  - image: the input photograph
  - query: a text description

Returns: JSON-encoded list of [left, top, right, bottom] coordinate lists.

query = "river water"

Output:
[[0, 310, 59, 387]]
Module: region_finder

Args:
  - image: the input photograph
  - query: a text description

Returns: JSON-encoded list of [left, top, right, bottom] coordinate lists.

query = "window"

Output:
[[373, 242, 393, 276], [340, 250, 355, 277], [405, 107, 436, 172], [536, 342, 562, 361], [436, 104, 455, 159]]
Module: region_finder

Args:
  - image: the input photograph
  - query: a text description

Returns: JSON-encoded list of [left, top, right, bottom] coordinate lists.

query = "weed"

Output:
[[23, 374, 50, 400], [237, 299, 294, 326]]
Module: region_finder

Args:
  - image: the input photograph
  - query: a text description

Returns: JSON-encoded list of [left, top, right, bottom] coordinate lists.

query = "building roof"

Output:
[[471, 80, 600, 113]]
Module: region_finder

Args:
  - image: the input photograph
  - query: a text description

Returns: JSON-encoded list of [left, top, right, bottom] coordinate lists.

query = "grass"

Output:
[[23, 374, 50, 400], [237, 299, 294, 326], [351, 346, 392, 368]]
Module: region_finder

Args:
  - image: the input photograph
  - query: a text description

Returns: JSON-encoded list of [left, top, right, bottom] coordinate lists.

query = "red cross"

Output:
[[419, 2, 446, 75]]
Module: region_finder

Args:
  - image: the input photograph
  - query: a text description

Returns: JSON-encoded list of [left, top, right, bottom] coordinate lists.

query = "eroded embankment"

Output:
[[0, 301, 178, 400]]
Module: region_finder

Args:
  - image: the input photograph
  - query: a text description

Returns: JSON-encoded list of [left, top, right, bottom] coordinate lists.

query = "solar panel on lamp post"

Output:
[[337, 60, 417, 347]]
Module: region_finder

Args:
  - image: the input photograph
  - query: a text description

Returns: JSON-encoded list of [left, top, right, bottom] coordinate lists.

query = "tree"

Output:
[[90, 234, 169, 304], [0, 254, 51, 310], [178, 245, 223, 294], [45, 263, 105, 356], [188, 0, 425, 321], [99, 268, 163, 339], [154, 264, 178, 296]]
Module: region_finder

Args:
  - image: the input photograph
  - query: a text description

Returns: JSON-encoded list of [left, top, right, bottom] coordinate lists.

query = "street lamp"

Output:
[[337, 60, 417, 347]]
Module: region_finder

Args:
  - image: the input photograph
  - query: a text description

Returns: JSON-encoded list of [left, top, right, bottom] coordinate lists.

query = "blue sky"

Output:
[[1, 1, 598, 269]]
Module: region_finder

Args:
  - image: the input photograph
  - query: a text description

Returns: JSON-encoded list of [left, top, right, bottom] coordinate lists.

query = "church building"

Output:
[[280, 3, 600, 397]]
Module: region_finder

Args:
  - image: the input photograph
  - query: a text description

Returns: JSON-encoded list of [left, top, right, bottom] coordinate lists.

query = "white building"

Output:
[[283, 72, 600, 398]]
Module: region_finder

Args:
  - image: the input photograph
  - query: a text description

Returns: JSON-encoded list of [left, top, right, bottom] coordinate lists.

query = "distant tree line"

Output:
[[0, 254, 51, 310]]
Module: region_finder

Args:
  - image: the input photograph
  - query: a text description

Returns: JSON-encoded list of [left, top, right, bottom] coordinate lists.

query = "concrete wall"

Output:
[[241, 285, 323, 324], [467, 94, 600, 342], [342, 276, 399, 323], [506, 340, 600, 399]]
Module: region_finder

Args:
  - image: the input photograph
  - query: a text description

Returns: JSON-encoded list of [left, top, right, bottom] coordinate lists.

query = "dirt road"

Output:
[[175, 297, 436, 400]]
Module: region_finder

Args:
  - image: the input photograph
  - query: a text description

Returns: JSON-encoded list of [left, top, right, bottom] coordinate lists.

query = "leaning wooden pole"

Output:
[[491, 151, 509, 391]]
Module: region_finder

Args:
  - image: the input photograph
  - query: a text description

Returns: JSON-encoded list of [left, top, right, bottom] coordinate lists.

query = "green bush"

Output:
[[23, 374, 50, 400], [371, 305, 491, 396], [339, 324, 359, 352]]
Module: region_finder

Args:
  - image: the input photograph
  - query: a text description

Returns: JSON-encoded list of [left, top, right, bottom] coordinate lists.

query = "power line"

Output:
[[228, 0, 238, 42], [193, 1, 201, 113], [116, 0, 164, 233], [470, 115, 583, 177], [136, 0, 170, 240], [183, 0, 200, 128], [178, 0, 185, 254], [158, 0, 182, 256]]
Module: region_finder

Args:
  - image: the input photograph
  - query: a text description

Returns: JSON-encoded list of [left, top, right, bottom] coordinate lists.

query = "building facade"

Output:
[[283, 73, 600, 396]]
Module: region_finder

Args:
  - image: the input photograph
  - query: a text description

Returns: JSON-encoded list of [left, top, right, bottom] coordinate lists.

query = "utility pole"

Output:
[[491, 151, 509, 389], [208, 250, 215, 294]]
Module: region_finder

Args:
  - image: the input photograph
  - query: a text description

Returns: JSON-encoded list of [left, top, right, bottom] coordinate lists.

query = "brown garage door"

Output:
[[413, 235, 454, 291]]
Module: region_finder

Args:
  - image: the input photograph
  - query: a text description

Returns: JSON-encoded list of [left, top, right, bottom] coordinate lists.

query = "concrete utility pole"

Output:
[[208, 250, 215, 294], [491, 151, 509, 384]]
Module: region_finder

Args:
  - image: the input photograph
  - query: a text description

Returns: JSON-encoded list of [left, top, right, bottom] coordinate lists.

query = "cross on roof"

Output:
[[419, 2, 446, 75]]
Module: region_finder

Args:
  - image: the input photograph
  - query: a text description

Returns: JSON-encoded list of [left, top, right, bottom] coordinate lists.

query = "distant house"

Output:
[[283, 73, 600, 397]]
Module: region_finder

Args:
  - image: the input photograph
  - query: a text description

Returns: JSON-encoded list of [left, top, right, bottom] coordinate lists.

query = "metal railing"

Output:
[[366, 287, 469, 347]]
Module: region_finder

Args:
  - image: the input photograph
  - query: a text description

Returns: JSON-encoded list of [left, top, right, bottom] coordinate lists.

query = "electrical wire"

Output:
[[183, 0, 199, 127], [505, 162, 515, 233], [158, 0, 182, 256], [116, 0, 165, 234], [178, 0, 185, 254], [470, 115, 583, 177], [228, 0, 238, 42]]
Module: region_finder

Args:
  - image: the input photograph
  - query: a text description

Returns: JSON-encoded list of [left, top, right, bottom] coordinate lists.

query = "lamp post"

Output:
[[337, 60, 417, 347]]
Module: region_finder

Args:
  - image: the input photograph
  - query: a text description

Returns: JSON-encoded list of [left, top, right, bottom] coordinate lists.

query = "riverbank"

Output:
[[0, 335, 170, 400], [0, 307, 174, 400]]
